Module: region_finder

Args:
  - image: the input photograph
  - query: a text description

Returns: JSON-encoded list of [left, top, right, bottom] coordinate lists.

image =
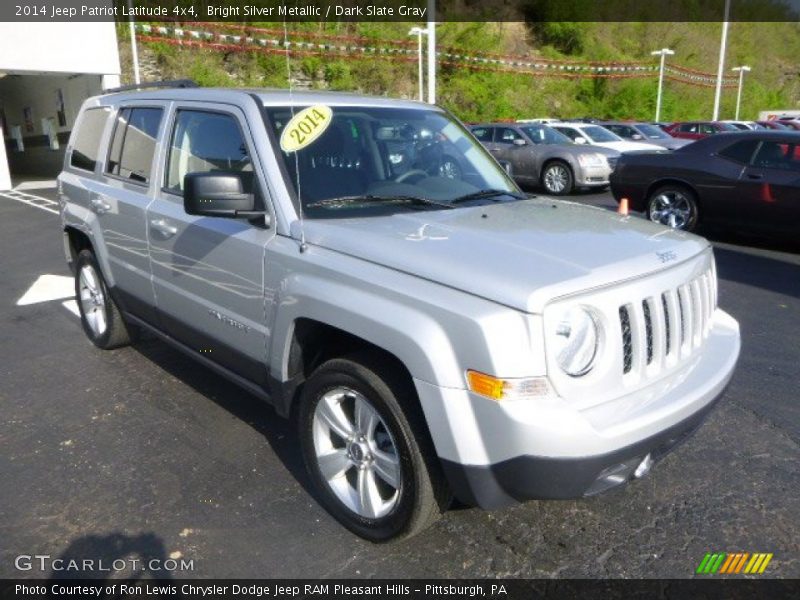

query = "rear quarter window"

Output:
[[717, 140, 760, 164], [70, 108, 111, 172]]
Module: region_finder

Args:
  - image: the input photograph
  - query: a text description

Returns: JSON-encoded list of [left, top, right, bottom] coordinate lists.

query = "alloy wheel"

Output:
[[78, 264, 108, 337], [649, 190, 693, 230], [312, 387, 402, 519], [544, 165, 569, 193]]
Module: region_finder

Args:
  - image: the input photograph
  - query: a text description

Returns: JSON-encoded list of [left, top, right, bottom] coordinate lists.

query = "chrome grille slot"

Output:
[[642, 299, 654, 365], [619, 305, 633, 374], [661, 293, 671, 357]]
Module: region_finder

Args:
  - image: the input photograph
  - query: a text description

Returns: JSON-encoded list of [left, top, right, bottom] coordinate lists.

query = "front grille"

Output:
[[618, 265, 716, 379]]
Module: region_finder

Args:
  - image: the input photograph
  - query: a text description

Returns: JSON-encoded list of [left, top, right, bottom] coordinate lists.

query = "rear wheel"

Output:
[[298, 354, 449, 542], [74, 249, 132, 349], [647, 185, 699, 232], [541, 161, 574, 195]]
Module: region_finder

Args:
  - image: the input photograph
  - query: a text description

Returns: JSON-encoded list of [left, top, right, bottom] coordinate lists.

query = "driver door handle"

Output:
[[150, 218, 178, 238]]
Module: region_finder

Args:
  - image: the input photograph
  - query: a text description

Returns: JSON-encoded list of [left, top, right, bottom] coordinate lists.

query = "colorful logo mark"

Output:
[[696, 552, 773, 575]]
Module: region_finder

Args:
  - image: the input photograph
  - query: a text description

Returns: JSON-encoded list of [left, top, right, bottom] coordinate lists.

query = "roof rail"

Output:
[[103, 79, 199, 94]]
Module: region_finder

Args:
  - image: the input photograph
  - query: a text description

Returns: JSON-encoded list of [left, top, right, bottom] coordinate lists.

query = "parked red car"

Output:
[[664, 121, 740, 140]]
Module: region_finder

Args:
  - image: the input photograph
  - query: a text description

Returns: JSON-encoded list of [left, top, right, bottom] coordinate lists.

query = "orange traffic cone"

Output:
[[618, 197, 629, 216]]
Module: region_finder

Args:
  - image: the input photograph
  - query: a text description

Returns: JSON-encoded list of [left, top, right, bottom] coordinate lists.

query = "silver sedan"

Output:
[[471, 123, 620, 195]]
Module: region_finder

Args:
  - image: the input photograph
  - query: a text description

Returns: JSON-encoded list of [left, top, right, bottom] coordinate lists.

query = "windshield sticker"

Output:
[[279, 105, 333, 153]]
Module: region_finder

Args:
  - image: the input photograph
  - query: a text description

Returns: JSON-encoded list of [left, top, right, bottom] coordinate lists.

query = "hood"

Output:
[[596, 140, 665, 153], [650, 137, 691, 150], [297, 199, 710, 313]]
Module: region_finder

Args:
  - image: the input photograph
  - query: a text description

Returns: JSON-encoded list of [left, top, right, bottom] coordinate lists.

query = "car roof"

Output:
[[92, 87, 435, 111], [681, 130, 800, 150]]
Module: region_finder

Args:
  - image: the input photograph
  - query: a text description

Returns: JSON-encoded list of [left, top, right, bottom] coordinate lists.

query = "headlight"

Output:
[[577, 153, 606, 167], [553, 307, 599, 376]]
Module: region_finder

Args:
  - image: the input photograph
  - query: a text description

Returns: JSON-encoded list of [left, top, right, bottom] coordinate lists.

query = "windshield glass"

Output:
[[264, 105, 518, 218], [520, 125, 572, 145], [635, 124, 669, 139], [581, 125, 621, 143], [718, 122, 740, 131]]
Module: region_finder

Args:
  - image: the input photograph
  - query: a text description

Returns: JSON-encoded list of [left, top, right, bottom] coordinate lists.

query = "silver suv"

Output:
[[59, 86, 740, 541]]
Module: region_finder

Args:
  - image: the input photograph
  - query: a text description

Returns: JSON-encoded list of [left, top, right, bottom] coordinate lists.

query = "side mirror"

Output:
[[631, 133, 643, 140], [513, 138, 527, 146], [574, 137, 587, 145], [183, 172, 262, 219]]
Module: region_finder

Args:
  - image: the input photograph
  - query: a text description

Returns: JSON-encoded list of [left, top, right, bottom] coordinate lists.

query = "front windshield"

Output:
[[264, 105, 518, 218], [520, 125, 572, 145], [581, 125, 622, 143], [636, 124, 669, 139]]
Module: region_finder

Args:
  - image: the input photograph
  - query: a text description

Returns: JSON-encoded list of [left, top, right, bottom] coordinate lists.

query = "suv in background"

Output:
[[471, 122, 619, 195], [603, 122, 690, 150], [59, 85, 740, 541]]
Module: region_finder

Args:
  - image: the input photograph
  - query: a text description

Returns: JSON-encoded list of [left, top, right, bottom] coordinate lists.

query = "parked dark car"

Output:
[[664, 121, 740, 140], [755, 120, 790, 130], [603, 121, 691, 150], [777, 120, 800, 131], [610, 131, 800, 236]]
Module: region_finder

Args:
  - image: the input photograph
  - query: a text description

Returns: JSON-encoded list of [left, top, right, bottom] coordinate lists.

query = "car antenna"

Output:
[[283, 18, 307, 253]]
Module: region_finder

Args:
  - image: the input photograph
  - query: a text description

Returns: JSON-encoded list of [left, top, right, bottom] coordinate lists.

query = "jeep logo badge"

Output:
[[656, 250, 678, 263]]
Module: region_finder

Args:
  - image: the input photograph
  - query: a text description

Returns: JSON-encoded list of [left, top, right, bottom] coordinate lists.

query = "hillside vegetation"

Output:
[[118, 21, 800, 122]]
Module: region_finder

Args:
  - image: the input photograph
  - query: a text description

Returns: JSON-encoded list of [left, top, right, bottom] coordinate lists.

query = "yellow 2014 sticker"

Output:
[[279, 105, 333, 153]]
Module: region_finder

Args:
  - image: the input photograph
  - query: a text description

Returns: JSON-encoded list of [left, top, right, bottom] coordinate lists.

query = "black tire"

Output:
[[541, 160, 574, 195], [74, 249, 132, 349], [646, 184, 699, 232], [297, 352, 450, 542]]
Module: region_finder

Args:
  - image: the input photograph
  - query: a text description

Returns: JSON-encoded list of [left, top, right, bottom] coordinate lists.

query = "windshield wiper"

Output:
[[450, 189, 527, 204], [306, 195, 455, 210]]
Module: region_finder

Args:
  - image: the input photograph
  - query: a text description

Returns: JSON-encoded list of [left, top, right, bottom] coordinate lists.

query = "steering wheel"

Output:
[[394, 169, 429, 183]]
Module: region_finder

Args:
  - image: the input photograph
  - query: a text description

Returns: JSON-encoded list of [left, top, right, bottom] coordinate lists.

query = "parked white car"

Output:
[[552, 122, 664, 153]]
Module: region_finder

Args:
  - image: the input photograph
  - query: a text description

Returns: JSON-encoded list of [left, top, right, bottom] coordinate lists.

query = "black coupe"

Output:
[[610, 131, 799, 236]]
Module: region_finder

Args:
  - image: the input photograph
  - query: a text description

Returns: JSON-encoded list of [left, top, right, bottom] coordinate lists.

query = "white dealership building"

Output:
[[0, 22, 121, 189]]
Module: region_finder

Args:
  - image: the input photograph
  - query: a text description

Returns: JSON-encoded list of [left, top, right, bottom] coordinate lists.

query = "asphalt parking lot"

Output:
[[1, 182, 798, 579]]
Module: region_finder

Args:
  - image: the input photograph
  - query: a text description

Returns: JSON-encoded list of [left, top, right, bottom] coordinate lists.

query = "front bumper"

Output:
[[574, 163, 612, 186], [415, 309, 740, 509]]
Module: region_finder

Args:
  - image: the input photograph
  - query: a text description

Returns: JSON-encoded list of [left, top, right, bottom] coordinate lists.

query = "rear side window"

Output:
[[496, 128, 524, 144], [165, 110, 251, 193], [70, 108, 110, 172], [471, 127, 493, 142], [106, 107, 163, 184], [717, 140, 759, 164]]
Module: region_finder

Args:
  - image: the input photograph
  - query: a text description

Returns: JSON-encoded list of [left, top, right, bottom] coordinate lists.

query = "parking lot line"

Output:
[[0, 189, 59, 215]]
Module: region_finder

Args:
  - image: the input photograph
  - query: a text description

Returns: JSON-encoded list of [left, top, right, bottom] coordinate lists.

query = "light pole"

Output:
[[127, 0, 141, 85], [732, 66, 751, 120], [712, 0, 731, 121], [408, 27, 428, 102], [427, 0, 436, 104], [651, 48, 674, 122]]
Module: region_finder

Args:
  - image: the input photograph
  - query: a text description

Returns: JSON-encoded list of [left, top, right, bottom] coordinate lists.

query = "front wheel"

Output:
[[647, 185, 699, 232], [541, 161, 574, 195], [298, 354, 449, 542]]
